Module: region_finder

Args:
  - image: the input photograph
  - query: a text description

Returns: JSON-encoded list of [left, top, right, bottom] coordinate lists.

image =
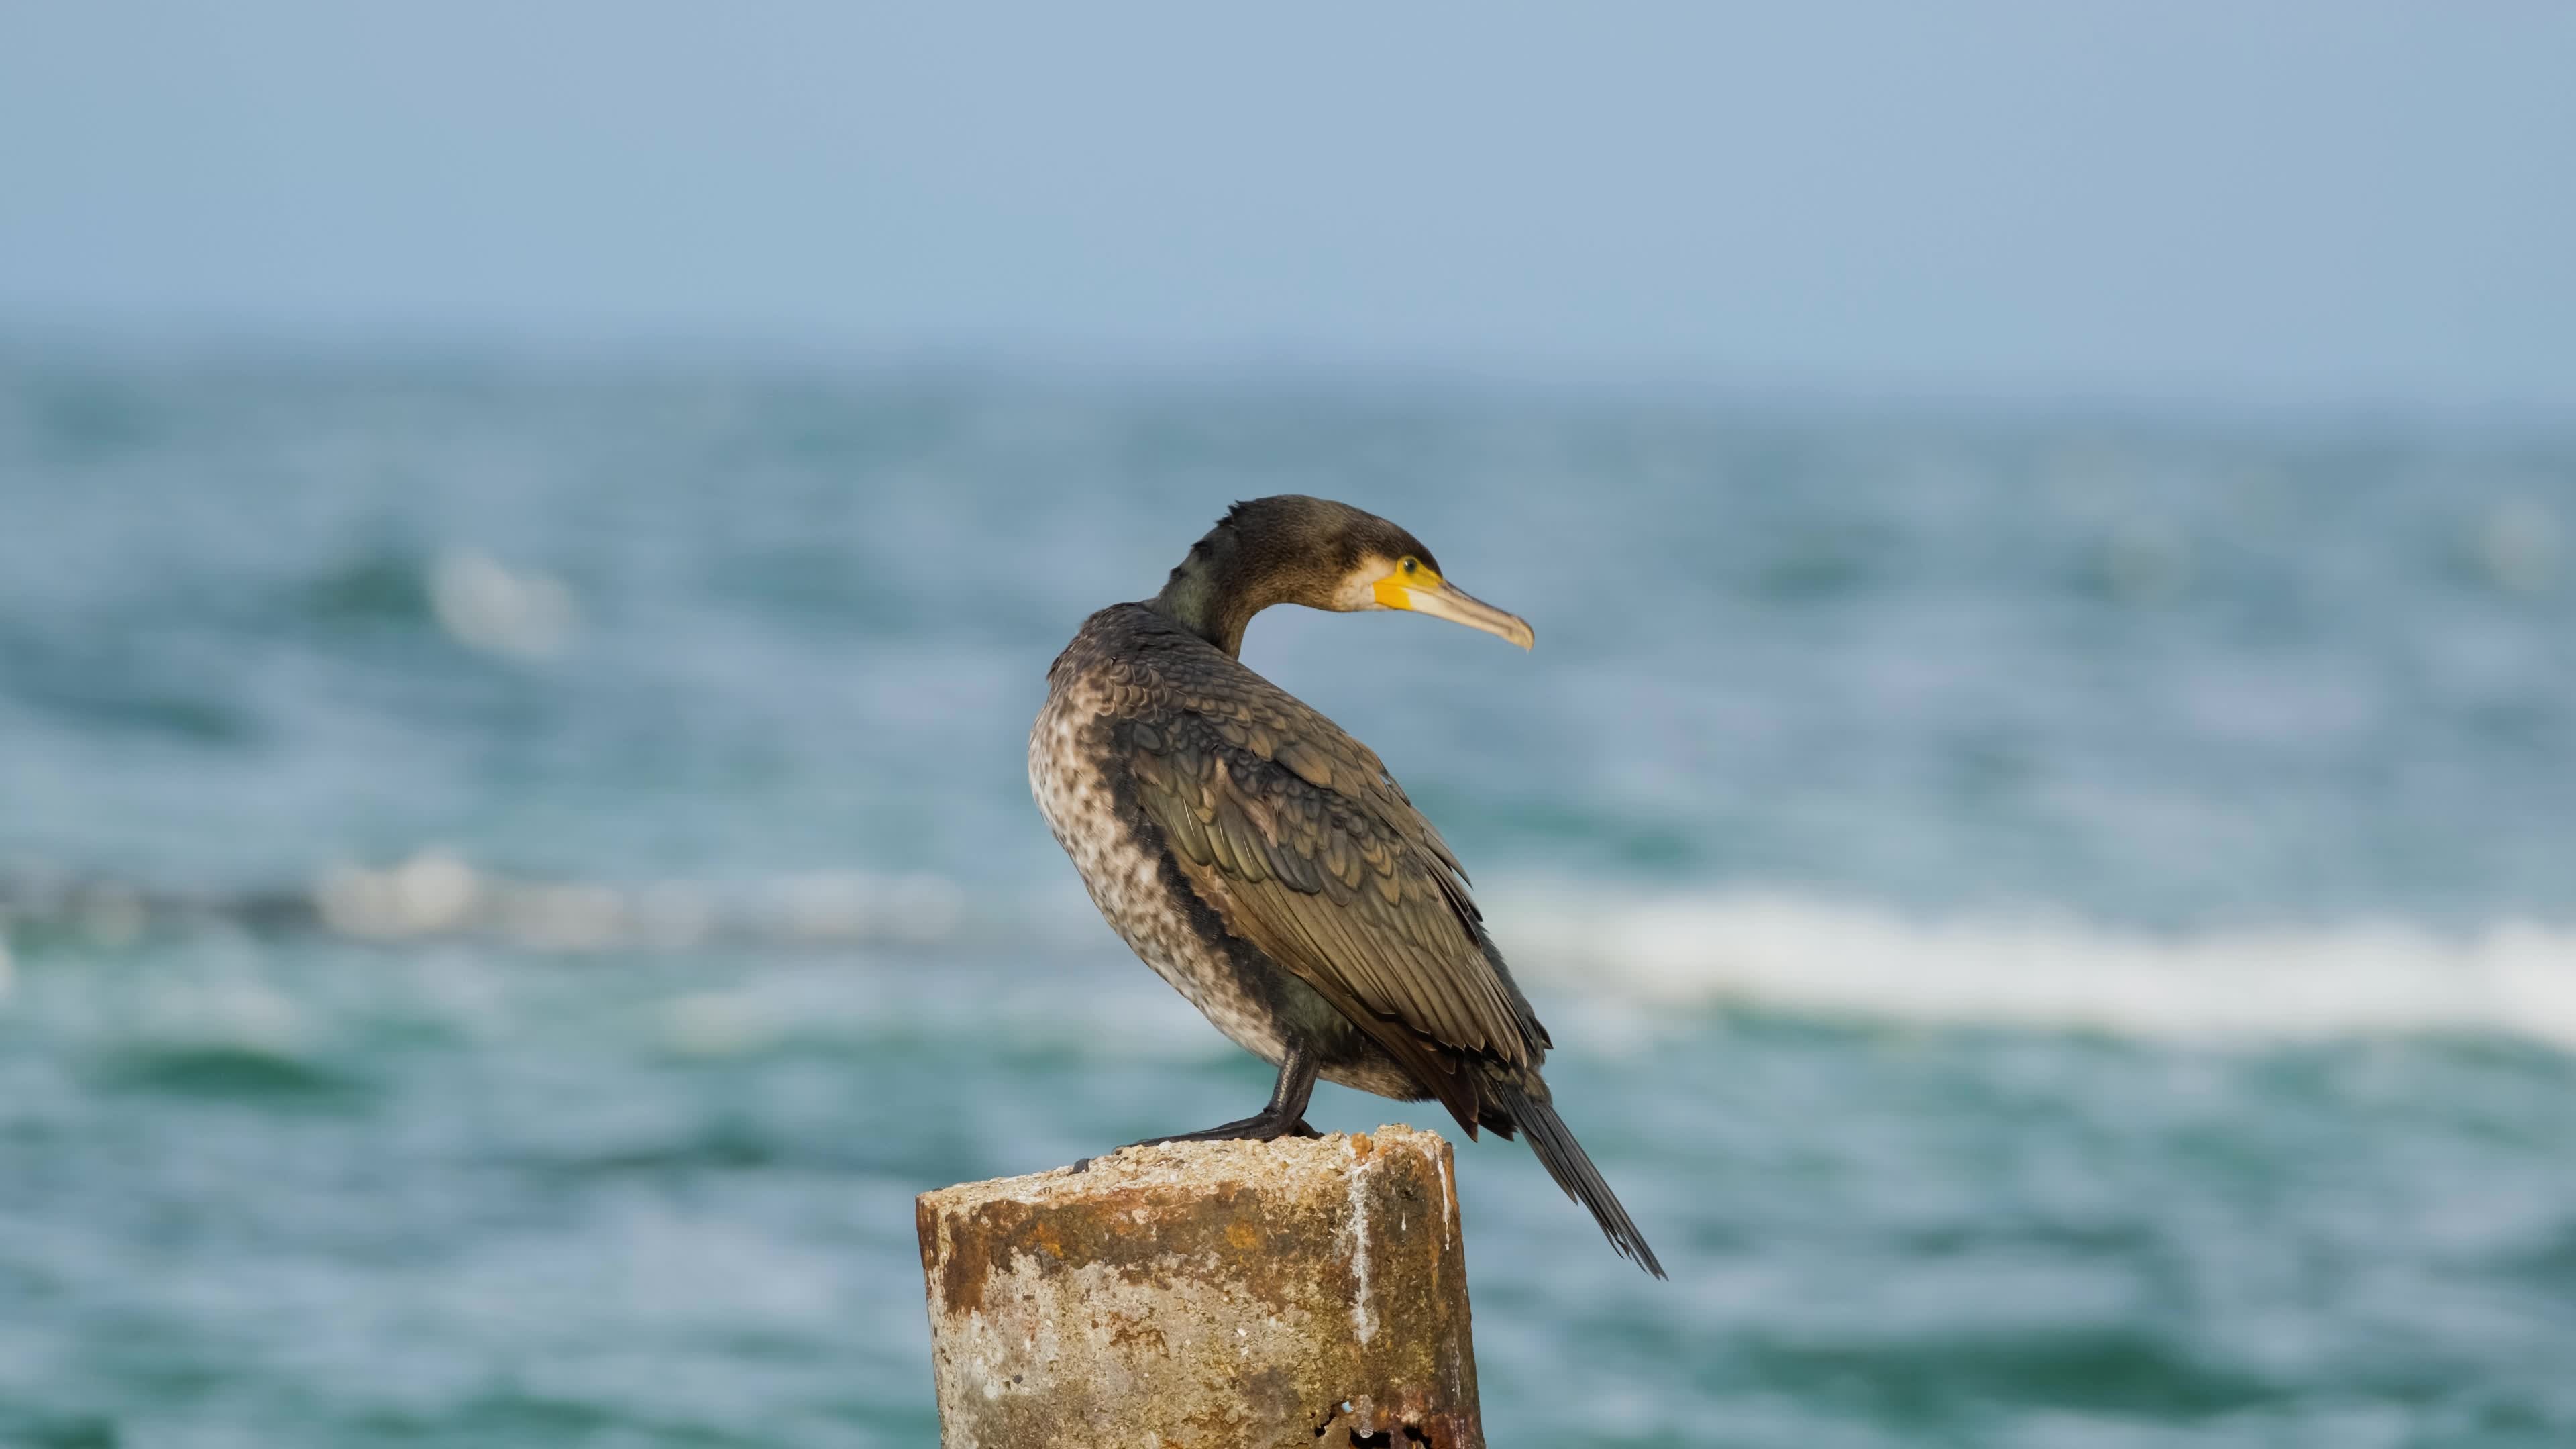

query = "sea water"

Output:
[[3, 355, 2575, 1446]]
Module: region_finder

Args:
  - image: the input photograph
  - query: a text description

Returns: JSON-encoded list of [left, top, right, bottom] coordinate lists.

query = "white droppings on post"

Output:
[[1438, 1150, 1457, 1239], [1344, 1139, 1379, 1344]]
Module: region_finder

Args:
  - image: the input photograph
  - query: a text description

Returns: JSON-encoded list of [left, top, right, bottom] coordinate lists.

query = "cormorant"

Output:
[[1031, 495, 1662, 1276]]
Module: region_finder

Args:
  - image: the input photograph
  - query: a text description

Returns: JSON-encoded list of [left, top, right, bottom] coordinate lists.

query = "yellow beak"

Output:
[[1372, 566, 1535, 649]]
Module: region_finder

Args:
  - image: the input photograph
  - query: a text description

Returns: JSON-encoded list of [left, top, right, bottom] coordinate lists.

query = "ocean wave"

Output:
[[0, 852, 968, 954], [1489, 884, 2576, 1045], [16, 852, 2576, 1048]]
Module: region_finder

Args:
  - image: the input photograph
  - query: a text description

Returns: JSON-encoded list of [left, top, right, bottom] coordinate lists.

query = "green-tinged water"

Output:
[[4, 356, 2576, 1445]]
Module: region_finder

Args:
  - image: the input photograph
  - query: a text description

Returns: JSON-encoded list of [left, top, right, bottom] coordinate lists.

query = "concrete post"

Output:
[[916, 1126, 1483, 1448]]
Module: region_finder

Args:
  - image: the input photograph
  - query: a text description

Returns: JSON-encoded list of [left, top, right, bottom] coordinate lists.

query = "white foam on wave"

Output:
[[1487, 884, 2576, 1046], [429, 548, 577, 662]]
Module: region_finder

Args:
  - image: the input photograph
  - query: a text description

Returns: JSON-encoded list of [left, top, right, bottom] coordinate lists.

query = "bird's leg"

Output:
[[1068, 1048, 1323, 1172], [1133, 1044, 1321, 1146]]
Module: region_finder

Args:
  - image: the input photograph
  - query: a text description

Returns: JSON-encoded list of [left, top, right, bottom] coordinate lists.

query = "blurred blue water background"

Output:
[[6, 354, 2576, 1447]]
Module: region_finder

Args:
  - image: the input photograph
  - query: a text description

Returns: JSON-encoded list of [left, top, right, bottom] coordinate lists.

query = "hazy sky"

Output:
[[5, 4, 2573, 416]]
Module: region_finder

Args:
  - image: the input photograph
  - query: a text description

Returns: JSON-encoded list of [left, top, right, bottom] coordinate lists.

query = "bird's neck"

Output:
[[1150, 530, 1279, 659]]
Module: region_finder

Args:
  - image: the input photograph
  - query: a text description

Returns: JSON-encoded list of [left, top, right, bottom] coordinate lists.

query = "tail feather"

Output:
[[1485, 1070, 1666, 1279]]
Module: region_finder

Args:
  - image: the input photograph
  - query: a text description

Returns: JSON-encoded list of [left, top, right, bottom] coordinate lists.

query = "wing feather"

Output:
[[1120, 663, 1535, 1073]]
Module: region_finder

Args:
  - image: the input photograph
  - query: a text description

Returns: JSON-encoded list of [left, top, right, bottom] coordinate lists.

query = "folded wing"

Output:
[[1116, 656, 1546, 1131]]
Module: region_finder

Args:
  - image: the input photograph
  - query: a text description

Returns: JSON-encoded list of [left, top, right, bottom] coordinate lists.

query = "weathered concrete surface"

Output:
[[917, 1126, 1482, 1448]]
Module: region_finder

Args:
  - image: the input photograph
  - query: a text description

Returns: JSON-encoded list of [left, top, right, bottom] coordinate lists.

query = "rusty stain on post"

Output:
[[916, 1126, 1483, 1448]]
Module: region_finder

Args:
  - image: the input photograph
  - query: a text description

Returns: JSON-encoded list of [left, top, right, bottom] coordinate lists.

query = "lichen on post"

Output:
[[916, 1126, 1482, 1448]]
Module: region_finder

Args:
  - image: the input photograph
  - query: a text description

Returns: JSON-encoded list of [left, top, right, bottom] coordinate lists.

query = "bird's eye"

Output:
[[1401, 557, 1419, 574]]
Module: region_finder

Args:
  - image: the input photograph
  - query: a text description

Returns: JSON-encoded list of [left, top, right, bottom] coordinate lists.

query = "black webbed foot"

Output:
[[1073, 1046, 1324, 1171], [1067, 1113, 1318, 1174], [1128, 1111, 1320, 1147]]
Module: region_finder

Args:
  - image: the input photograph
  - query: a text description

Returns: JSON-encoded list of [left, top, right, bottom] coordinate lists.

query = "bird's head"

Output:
[[1155, 495, 1534, 657]]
